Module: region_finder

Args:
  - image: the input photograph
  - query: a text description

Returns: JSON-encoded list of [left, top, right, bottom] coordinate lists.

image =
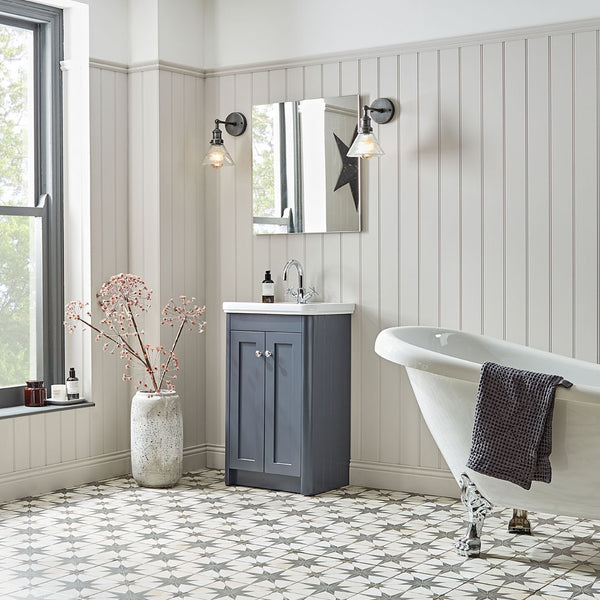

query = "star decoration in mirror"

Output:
[[333, 127, 359, 210]]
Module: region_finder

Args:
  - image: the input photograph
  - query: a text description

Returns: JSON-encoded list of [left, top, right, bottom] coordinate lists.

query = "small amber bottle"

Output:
[[24, 381, 46, 407]]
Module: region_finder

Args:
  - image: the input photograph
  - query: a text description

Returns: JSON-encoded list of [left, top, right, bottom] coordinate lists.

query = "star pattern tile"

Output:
[[1, 468, 600, 599]]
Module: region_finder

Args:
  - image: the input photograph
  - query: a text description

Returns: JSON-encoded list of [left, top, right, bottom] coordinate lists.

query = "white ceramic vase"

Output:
[[130, 389, 183, 488]]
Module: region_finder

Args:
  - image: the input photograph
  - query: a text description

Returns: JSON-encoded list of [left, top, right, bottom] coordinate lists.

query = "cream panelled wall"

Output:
[[0, 21, 599, 502], [128, 66, 206, 459], [0, 62, 207, 502], [204, 26, 600, 496], [0, 65, 131, 501]]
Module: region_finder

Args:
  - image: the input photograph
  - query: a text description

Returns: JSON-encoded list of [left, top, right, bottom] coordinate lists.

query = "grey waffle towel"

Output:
[[466, 361, 572, 490]]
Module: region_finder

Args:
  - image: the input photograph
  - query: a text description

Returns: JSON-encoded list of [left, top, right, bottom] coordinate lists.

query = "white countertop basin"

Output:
[[223, 301, 355, 315]]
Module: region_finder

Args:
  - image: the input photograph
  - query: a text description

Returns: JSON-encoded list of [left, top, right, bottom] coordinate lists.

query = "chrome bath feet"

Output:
[[455, 473, 493, 558], [508, 508, 531, 534]]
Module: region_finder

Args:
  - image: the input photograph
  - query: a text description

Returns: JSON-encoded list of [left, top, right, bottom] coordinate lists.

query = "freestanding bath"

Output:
[[375, 326, 600, 556]]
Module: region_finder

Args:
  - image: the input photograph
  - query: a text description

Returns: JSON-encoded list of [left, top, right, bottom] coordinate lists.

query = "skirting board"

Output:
[[205, 445, 459, 499], [0, 445, 457, 503], [0, 444, 208, 504], [350, 460, 459, 499]]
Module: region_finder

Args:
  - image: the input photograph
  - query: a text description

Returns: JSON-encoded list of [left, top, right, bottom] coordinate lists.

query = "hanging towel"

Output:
[[466, 361, 572, 490]]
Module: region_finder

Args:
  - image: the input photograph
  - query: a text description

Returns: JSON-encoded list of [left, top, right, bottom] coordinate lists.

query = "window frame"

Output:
[[0, 0, 63, 407]]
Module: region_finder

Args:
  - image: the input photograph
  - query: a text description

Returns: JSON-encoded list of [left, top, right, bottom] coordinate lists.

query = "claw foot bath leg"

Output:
[[455, 473, 493, 558], [508, 509, 531, 534]]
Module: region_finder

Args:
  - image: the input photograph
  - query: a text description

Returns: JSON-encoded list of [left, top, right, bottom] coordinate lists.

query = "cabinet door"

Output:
[[264, 332, 302, 477], [229, 331, 265, 472]]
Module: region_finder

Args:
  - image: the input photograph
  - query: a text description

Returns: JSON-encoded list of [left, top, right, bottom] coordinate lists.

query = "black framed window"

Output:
[[0, 0, 63, 407]]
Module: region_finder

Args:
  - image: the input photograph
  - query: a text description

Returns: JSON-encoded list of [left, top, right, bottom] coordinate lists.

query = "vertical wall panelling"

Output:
[[194, 74, 207, 452], [417, 50, 440, 330], [155, 68, 205, 451], [482, 43, 505, 340], [234, 73, 254, 303], [0, 57, 203, 499], [439, 49, 461, 330], [45, 412, 61, 466], [13, 418, 29, 471], [216, 75, 237, 452], [339, 59, 362, 462], [100, 67, 128, 456], [207, 20, 600, 496], [204, 75, 224, 459], [217, 74, 237, 451], [113, 69, 130, 452], [183, 73, 204, 451], [89, 66, 104, 459], [218, 75, 237, 306], [527, 37, 551, 351], [29, 415, 46, 469], [60, 411, 77, 463], [156, 66, 206, 464], [4, 19, 600, 503], [139, 68, 159, 296], [159, 70, 174, 303], [398, 52, 422, 468], [459, 45, 483, 335], [573, 31, 598, 362], [504, 40, 527, 345], [89, 65, 131, 459], [378, 55, 401, 464], [550, 34, 574, 357], [359, 57, 380, 462], [416, 50, 442, 469], [0, 419, 14, 473]]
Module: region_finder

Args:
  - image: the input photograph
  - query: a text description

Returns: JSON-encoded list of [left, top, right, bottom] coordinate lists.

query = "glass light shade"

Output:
[[347, 132, 385, 159], [202, 142, 234, 169]]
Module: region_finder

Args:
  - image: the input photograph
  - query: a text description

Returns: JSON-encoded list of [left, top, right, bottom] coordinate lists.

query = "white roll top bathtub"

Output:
[[375, 326, 600, 556]]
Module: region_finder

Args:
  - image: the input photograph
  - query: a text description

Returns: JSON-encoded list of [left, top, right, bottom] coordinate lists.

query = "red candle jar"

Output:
[[24, 381, 46, 407]]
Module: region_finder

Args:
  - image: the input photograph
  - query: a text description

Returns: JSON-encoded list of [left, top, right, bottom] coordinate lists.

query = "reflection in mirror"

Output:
[[252, 95, 360, 234]]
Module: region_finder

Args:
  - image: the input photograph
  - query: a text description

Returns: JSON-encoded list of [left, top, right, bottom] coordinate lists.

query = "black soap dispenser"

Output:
[[66, 367, 80, 400], [262, 270, 275, 303]]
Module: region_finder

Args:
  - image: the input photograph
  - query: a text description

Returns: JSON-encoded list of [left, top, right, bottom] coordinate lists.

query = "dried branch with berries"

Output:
[[65, 274, 206, 392]]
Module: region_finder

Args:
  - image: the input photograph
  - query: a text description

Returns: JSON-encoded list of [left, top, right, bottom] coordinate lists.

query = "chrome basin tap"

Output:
[[282, 259, 318, 304]]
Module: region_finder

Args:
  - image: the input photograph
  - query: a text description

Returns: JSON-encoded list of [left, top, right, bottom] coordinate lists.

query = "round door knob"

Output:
[[255, 350, 262, 358], [264, 350, 272, 358]]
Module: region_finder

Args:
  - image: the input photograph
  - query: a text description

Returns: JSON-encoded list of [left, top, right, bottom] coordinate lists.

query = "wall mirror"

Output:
[[252, 94, 360, 234]]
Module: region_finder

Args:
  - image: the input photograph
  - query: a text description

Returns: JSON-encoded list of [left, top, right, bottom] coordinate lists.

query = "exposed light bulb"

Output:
[[347, 132, 385, 160], [202, 143, 234, 168]]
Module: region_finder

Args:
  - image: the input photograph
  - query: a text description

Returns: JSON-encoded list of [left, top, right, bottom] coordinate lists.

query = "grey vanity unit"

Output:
[[223, 302, 355, 495]]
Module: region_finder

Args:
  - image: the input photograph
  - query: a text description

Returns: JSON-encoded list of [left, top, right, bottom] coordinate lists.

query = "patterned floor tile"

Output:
[[2, 469, 600, 600], [536, 572, 600, 599], [370, 571, 463, 597], [444, 580, 533, 598]]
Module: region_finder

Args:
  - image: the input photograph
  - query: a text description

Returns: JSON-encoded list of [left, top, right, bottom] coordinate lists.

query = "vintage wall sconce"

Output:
[[347, 98, 395, 160], [202, 112, 247, 169]]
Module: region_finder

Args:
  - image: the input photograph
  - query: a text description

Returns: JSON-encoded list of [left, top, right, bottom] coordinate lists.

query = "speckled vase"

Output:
[[130, 390, 183, 488]]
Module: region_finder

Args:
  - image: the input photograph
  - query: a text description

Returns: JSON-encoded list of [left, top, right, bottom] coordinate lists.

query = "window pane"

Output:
[[0, 215, 41, 387], [0, 23, 34, 207]]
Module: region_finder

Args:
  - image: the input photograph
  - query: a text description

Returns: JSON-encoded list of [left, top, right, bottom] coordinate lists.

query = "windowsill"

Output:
[[0, 400, 95, 420]]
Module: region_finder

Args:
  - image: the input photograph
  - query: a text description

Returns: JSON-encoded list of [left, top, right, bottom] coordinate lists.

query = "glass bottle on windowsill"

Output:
[[66, 367, 80, 400]]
